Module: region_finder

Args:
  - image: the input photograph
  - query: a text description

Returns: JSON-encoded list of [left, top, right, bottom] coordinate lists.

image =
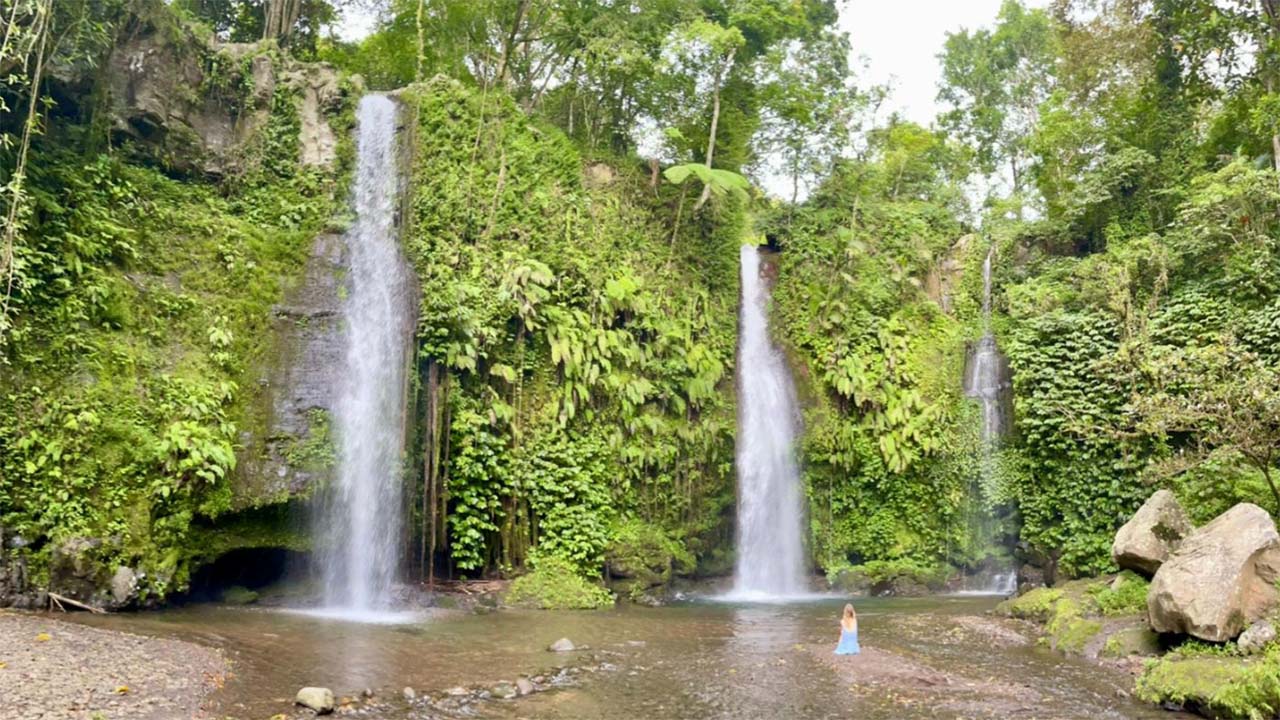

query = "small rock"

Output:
[[532, 675, 546, 684], [295, 687, 335, 714], [446, 686, 469, 696], [361, 688, 374, 698], [1239, 621, 1277, 654], [402, 686, 416, 701], [491, 682, 517, 699], [515, 678, 535, 696], [548, 637, 576, 652], [625, 640, 647, 647]]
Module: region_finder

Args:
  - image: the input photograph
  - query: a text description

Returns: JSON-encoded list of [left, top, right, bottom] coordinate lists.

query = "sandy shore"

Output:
[[0, 610, 228, 720]]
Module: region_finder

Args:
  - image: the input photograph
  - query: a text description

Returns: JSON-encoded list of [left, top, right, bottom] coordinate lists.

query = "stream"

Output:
[[64, 595, 1180, 719]]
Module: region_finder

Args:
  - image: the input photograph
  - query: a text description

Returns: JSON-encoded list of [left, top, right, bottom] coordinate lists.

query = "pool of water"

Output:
[[66, 595, 1179, 719]]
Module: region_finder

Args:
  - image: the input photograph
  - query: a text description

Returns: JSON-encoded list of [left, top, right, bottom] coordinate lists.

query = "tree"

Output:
[[662, 18, 745, 212], [752, 29, 858, 209], [938, 0, 1057, 209], [1135, 341, 1280, 515]]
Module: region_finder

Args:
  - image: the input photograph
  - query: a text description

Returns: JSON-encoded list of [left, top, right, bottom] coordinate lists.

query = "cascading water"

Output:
[[730, 244, 807, 599], [314, 95, 414, 619], [963, 249, 1010, 440], [958, 247, 1015, 595]]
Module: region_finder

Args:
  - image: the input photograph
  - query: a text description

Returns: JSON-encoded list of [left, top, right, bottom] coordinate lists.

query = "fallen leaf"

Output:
[[34, 633, 51, 642], [114, 685, 129, 695]]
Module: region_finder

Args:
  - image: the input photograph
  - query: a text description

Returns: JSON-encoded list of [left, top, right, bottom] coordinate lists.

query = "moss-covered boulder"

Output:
[[1102, 626, 1161, 658], [604, 520, 694, 600], [1137, 647, 1280, 718]]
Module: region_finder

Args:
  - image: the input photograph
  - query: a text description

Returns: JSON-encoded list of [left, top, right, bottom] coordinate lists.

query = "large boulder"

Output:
[[1148, 503, 1280, 642], [1112, 490, 1194, 576]]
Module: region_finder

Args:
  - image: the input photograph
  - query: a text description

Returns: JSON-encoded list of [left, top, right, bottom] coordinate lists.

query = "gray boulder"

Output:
[[1239, 621, 1277, 654], [1148, 503, 1280, 642], [295, 686, 335, 714], [1112, 490, 1193, 576]]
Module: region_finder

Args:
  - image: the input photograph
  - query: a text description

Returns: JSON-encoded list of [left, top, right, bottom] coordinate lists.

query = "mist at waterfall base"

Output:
[[723, 245, 814, 603], [299, 95, 418, 624]]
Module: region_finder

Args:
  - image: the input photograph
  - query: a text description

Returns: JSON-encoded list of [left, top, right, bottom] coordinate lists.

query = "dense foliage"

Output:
[[7, 0, 1280, 603]]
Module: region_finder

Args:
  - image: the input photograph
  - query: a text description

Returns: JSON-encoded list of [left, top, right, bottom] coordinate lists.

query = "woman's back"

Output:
[[835, 604, 860, 655]]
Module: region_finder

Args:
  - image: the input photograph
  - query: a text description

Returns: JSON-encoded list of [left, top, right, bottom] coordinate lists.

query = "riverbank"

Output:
[[0, 610, 227, 720]]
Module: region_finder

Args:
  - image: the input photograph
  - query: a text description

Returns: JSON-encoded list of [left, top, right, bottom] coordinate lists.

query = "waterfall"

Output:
[[958, 247, 1015, 595], [315, 95, 414, 618], [963, 249, 1009, 440], [730, 245, 807, 599]]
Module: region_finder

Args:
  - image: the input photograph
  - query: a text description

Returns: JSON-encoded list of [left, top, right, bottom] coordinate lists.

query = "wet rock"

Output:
[[110, 566, 137, 606], [48, 537, 105, 603], [515, 678, 535, 696], [1112, 490, 1193, 576], [295, 686, 335, 714], [548, 637, 576, 652], [1016, 563, 1046, 594], [491, 682, 517, 699], [1149, 503, 1280, 642], [220, 585, 259, 605], [402, 686, 415, 701], [1238, 621, 1277, 654]]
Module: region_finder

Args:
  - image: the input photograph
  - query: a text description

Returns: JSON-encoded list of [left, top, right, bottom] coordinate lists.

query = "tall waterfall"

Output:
[[731, 245, 807, 599], [958, 247, 1014, 595], [316, 95, 413, 617], [963, 249, 1009, 440]]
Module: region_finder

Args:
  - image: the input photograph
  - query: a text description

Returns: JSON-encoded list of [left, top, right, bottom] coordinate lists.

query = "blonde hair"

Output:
[[843, 603, 856, 620]]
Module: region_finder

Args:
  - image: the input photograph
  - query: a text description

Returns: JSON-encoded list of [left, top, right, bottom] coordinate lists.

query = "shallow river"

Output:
[[70, 595, 1178, 719]]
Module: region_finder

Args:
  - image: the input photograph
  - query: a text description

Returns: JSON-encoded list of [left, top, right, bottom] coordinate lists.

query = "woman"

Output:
[[834, 603, 860, 655]]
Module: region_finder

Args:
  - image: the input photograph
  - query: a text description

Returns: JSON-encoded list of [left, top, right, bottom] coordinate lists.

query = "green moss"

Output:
[[1137, 648, 1280, 719], [505, 558, 615, 610], [605, 519, 695, 601], [221, 585, 259, 604], [1102, 626, 1161, 658], [283, 409, 337, 473], [1088, 571, 1150, 617], [997, 587, 1064, 621]]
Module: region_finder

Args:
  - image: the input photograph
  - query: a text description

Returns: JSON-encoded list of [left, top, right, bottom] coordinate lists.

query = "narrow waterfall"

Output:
[[316, 95, 413, 617], [963, 249, 1010, 440], [959, 247, 1014, 594], [731, 245, 807, 599]]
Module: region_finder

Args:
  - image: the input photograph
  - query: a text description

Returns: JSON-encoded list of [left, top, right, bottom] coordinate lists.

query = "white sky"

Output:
[[841, 0, 1049, 127]]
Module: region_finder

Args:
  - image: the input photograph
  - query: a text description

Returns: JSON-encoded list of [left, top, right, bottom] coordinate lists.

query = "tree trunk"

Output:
[[415, 0, 427, 82], [694, 51, 734, 212], [495, 0, 530, 88]]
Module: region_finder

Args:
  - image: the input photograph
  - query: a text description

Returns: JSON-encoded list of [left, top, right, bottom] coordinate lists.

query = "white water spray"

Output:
[[315, 95, 414, 618], [730, 245, 807, 599]]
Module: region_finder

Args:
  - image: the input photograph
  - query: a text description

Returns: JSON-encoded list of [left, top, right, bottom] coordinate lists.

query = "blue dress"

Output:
[[835, 626, 861, 655]]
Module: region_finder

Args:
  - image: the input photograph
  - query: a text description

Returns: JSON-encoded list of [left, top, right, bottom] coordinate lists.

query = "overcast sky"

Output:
[[841, 0, 1049, 126]]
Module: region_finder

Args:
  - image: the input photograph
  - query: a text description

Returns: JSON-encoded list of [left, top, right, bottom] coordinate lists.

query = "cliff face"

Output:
[[0, 2, 372, 608]]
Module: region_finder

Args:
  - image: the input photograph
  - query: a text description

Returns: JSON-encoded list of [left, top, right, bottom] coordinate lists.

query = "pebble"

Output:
[[402, 686, 416, 701], [548, 637, 576, 652]]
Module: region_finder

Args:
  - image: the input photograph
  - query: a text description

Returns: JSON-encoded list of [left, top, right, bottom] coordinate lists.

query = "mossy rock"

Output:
[[604, 520, 694, 597], [1136, 650, 1280, 719], [221, 585, 259, 604], [1045, 598, 1102, 653], [1102, 626, 1161, 658], [506, 559, 614, 610], [997, 587, 1064, 621]]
